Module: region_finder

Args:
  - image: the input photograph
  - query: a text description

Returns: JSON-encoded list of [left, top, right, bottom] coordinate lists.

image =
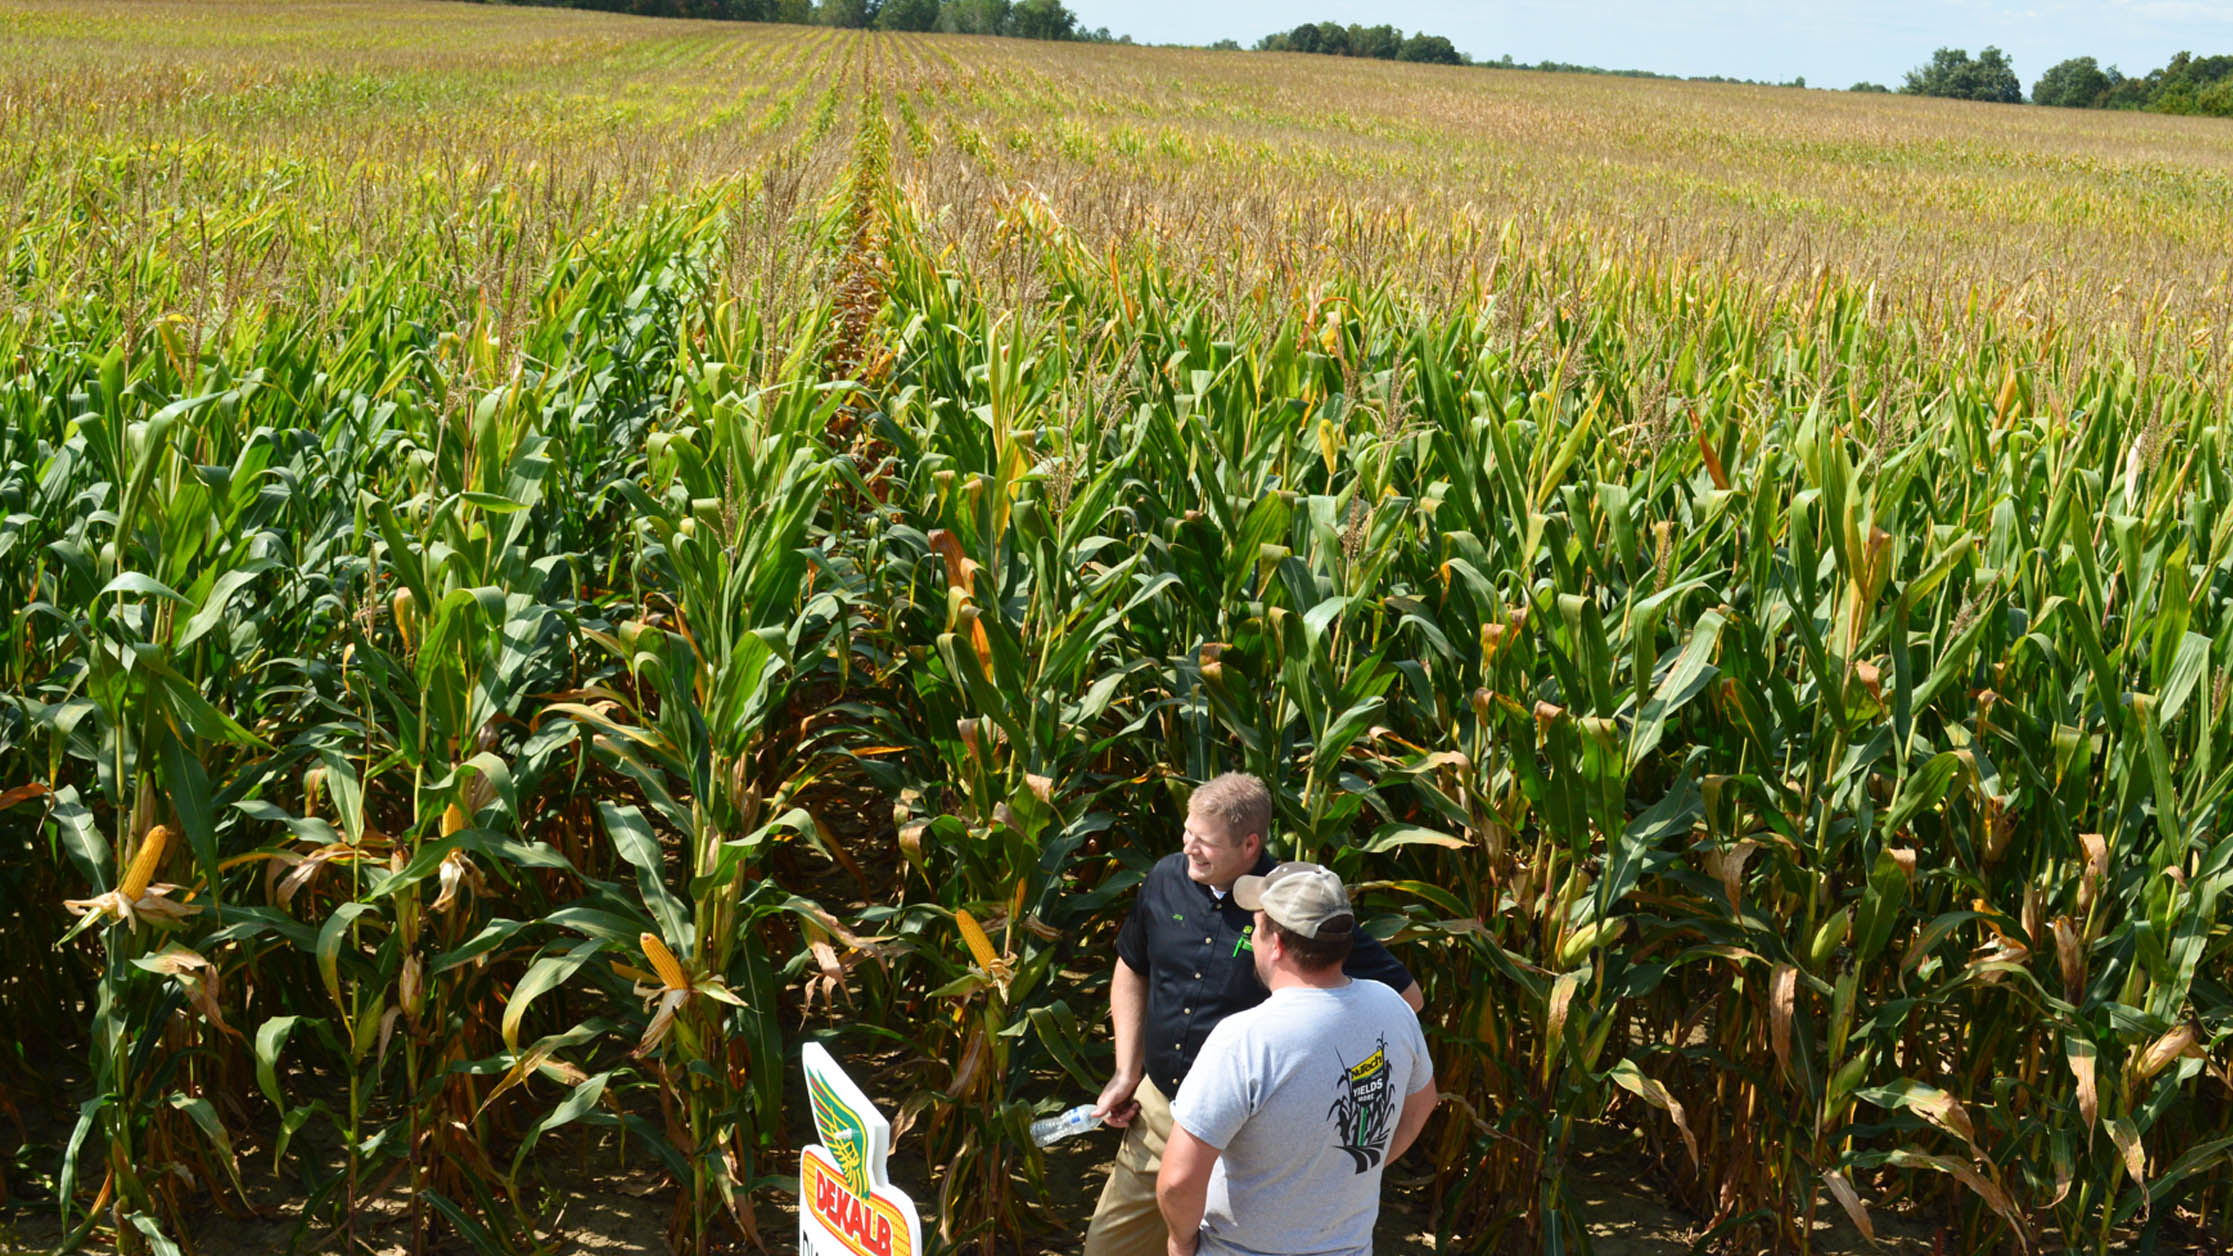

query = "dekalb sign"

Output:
[[800, 1043, 922, 1256]]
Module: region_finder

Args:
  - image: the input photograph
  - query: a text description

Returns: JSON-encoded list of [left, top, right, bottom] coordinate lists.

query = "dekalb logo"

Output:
[[805, 1149, 902, 1256], [798, 1044, 921, 1256], [808, 1067, 873, 1198]]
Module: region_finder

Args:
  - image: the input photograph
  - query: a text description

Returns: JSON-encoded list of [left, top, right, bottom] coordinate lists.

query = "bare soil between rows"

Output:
[[0, 996, 1942, 1256], [0, 1124, 1937, 1255]]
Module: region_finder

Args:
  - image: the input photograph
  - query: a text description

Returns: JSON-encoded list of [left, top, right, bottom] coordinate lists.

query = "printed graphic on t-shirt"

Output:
[[1328, 1035, 1394, 1172]]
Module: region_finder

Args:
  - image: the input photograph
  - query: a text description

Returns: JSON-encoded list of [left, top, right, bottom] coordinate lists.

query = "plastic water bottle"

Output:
[[1030, 1104, 1101, 1147]]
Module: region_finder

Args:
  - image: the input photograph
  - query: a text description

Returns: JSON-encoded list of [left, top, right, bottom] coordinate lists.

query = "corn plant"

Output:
[[8, 13, 2233, 1256], [834, 270, 1177, 1249], [540, 365, 849, 1252]]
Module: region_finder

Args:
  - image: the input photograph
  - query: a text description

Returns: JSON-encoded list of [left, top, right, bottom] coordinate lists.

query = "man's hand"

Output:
[[1104, 958, 1148, 1127], [1093, 1069, 1143, 1129], [1165, 1231, 1198, 1256]]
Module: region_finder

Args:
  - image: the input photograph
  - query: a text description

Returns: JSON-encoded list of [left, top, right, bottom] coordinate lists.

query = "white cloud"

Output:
[[2109, 0, 2233, 22]]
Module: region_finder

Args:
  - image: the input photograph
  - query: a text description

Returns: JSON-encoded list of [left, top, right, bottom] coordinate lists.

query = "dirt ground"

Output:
[[0, 1119, 1936, 1256], [0, 989, 1949, 1256], [0, 1028, 1948, 1256]]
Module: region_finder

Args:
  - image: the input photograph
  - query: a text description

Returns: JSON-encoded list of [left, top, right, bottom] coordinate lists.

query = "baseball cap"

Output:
[[1232, 862, 1355, 938]]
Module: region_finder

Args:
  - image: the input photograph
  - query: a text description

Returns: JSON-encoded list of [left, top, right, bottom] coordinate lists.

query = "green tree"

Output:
[[876, 0, 937, 29], [1257, 24, 1306, 53], [814, 0, 873, 24], [1957, 45, 2020, 101], [938, 0, 1009, 34], [2101, 68, 2151, 109], [1351, 23, 1402, 59], [1849, 82, 1890, 92], [1009, 0, 1073, 39], [2146, 51, 2233, 114], [1901, 45, 2021, 102], [1259, 18, 1465, 61], [2202, 75, 2233, 116], [2033, 55, 2113, 107], [1398, 33, 1461, 64]]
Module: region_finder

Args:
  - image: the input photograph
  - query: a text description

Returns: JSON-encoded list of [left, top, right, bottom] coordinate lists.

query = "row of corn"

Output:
[[4, 40, 2231, 1256]]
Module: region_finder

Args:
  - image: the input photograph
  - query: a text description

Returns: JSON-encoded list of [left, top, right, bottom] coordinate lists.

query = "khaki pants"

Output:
[[1082, 1076, 1173, 1256]]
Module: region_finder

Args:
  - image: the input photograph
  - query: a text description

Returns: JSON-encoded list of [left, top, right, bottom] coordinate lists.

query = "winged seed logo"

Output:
[[808, 1067, 873, 1199]]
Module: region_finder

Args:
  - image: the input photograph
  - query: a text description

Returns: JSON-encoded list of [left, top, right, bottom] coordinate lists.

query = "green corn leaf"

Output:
[[599, 801, 691, 953], [509, 1070, 611, 1180], [254, 1015, 309, 1114], [315, 902, 376, 1019], [501, 939, 603, 1053]]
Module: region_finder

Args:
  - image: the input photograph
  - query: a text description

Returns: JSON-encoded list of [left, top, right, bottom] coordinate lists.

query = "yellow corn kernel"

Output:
[[121, 825, 170, 900], [641, 932, 689, 991], [955, 908, 999, 972]]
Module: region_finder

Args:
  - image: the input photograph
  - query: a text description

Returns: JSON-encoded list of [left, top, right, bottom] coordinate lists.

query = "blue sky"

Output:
[[1063, 0, 2233, 90]]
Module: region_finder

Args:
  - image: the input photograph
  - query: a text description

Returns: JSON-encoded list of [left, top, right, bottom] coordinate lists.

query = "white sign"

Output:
[[800, 1042, 923, 1256]]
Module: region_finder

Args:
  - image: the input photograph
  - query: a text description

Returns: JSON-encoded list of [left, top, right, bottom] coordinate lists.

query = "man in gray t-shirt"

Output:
[[1157, 862, 1436, 1256]]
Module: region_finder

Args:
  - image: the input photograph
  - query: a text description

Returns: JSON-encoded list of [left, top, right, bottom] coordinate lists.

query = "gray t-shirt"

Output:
[[1169, 979, 1433, 1256]]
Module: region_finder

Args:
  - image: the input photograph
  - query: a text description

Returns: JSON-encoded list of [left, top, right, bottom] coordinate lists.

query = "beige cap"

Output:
[[1232, 862, 1355, 938]]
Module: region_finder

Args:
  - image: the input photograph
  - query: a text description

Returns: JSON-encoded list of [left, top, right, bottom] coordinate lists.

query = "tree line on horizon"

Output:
[[1237, 22, 1808, 87], [465, 1, 2232, 116], [1246, 22, 1462, 65], [1241, 30, 2232, 116], [1857, 45, 2233, 116], [466, 0, 1122, 40]]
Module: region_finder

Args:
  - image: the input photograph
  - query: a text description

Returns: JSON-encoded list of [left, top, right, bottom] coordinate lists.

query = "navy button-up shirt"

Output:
[[1114, 851, 1415, 1098]]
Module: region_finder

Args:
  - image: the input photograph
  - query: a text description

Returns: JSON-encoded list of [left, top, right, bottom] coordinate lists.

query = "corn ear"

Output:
[[121, 824, 170, 899], [2134, 1021, 2200, 1081], [642, 932, 690, 992], [955, 908, 1000, 972]]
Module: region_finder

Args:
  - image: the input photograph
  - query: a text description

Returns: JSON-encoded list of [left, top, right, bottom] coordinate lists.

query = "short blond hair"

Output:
[[1189, 772, 1274, 848]]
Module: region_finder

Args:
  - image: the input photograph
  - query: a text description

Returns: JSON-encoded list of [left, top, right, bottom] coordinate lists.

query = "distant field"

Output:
[[3, 4, 2230, 1255], [8, 0, 2233, 350]]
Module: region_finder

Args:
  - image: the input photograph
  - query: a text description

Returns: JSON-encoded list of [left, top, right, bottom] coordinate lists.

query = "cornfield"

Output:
[[3, 2, 2230, 1253]]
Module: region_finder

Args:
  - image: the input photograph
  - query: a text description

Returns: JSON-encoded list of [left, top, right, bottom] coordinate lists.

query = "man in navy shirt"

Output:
[[1081, 773, 1423, 1256]]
